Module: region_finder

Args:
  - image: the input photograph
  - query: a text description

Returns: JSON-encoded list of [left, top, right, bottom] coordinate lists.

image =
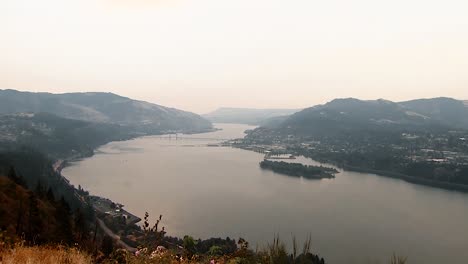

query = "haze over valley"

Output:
[[1, 90, 468, 263], [2, 0, 468, 263]]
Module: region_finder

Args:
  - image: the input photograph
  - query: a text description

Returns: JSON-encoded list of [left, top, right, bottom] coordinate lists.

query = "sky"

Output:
[[1, 0, 467, 114]]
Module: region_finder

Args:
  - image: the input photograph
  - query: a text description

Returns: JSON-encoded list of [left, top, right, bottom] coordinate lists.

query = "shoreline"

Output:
[[52, 127, 220, 250], [57, 127, 220, 223], [57, 126, 219, 172], [299, 154, 468, 193], [233, 144, 468, 194], [339, 164, 468, 193]]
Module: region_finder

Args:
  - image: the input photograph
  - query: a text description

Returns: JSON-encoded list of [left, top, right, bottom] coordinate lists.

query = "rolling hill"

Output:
[[399, 97, 468, 129], [0, 112, 134, 159], [0, 89, 212, 134], [248, 97, 468, 138]]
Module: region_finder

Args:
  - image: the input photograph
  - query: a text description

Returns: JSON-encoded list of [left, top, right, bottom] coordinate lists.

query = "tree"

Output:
[[26, 192, 42, 244], [73, 209, 87, 242], [35, 180, 45, 198], [46, 188, 55, 203], [142, 212, 166, 248], [238, 238, 249, 250], [101, 235, 114, 256], [183, 235, 197, 256], [7, 166, 26, 187], [54, 196, 73, 244], [15, 198, 25, 236], [208, 245, 223, 256]]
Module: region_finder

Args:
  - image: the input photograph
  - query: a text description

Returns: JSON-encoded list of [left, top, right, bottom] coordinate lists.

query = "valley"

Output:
[[62, 123, 468, 264]]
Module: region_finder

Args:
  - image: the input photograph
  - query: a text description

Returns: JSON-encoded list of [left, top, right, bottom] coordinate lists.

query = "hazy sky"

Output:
[[1, 0, 467, 113]]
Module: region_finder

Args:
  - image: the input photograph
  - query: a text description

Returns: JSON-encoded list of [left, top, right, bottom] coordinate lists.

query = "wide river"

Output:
[[63, 124, 468, 264]]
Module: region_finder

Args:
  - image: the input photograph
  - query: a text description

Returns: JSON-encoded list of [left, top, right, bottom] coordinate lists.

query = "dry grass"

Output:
[[0, 245, 92, 264], [0, 244, 408, 264], [390, 253, 408, 264]]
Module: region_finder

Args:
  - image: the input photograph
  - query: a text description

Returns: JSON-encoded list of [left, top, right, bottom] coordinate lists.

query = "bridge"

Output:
[[156, 135, 235, 141]]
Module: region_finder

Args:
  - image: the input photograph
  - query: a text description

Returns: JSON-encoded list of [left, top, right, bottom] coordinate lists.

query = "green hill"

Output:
[[0, 112, 133, 159], [0, 89, 212, 134], [265, 98, 468, 137]]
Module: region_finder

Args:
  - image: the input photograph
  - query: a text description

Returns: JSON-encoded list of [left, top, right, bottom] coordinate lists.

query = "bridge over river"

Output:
[[156, 135, 235, 141]]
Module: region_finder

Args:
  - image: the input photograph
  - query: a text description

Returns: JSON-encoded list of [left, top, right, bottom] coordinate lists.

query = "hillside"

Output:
[[0, 89, 212, 134], [0, 112, 133, 159], [400, 97, 468, 129], [0, 175, 78, 245], [241, 97, 468, 190], [203, 107, 300, 125], [0, 149, 94, 213], [265, 98, 468, 137], [0, 150, 96, 247]]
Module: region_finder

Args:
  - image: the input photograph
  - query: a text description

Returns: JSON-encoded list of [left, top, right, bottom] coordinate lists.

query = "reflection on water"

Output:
[[63, 124, 468, 264]]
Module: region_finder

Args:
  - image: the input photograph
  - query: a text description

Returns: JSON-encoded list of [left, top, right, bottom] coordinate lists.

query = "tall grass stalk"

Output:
[[390, 253, 408, 264]]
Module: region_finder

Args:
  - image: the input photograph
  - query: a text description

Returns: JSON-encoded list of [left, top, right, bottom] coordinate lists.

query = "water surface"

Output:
[[63, 124, 468, 264]]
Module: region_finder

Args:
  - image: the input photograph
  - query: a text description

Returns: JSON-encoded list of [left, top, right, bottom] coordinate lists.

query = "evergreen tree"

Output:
[[73, 209, 87, 241], [26, 192, 42, 244], [46, 187, 55, 203], [54, 196, 73, 244], [101, 235, 114, 256], [35, 180, 45, 198], [7, 166, 26, 187], [15, 198, 25, 236]]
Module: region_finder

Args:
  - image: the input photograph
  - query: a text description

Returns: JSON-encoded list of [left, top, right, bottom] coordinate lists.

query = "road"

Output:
[[97, 219, 137, 253]]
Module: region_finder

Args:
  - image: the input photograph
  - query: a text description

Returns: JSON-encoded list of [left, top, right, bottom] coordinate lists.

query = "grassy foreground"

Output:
[[0, 244, 407, 264], [0, 246, 92, 264]]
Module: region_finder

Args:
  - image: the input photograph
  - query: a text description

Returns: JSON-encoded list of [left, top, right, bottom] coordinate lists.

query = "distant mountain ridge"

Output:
[[203, 107, 300, 125], [261, 97, 468, 136], [0, 89, 212, 134]]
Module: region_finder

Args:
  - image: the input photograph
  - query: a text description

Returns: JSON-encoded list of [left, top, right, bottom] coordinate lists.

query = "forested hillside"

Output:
[[0, 113, 134, 160], [0, 89, 212, 134]]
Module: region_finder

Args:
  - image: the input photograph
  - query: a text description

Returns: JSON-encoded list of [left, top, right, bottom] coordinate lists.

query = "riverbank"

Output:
[[291, 151, 468, 193], [56, 127, 220, 250], [338, 164, 468, 193], [234, 142, 468, 193], [58, 127, 219, 170]]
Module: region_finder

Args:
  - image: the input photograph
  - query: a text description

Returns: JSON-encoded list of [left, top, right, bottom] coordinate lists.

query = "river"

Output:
[[62, 123, 468, 264]]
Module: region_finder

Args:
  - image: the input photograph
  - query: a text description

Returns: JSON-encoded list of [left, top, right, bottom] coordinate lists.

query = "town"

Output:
[[232, 128, 468, 189]]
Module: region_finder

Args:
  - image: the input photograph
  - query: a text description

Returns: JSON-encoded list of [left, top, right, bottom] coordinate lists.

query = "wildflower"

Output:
[[150, 250, 158, 259], [156, 245, 166, 253]]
